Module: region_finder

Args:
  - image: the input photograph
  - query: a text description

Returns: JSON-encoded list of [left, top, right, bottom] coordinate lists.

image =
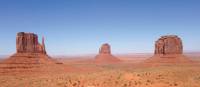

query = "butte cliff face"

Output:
[[16, 32, 46, 54], [95, 43, 120, 63], [155, 35, 183, 55], [99, 43, 111, 54], [145, 35, 192, 64]]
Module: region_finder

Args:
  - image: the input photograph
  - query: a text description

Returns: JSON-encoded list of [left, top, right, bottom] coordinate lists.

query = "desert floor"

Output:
[[0, 54, 200, 87]]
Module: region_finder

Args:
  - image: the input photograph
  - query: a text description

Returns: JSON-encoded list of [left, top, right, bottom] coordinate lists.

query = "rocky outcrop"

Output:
[[0, 32, 62, 73], [154, 35, 183, 55], [95, 43, 120, 63], [1, 32, 60, 65], [99, 43, 111, 54], [144, 35, 192, 64], [16, 32, 46, 54]]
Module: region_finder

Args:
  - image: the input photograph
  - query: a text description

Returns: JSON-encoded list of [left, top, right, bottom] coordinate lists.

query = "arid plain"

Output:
[[0, 53, 200, 87]]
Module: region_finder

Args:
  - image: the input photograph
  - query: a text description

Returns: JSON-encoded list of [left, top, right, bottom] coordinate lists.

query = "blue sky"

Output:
[[0, 0, 200, 55]]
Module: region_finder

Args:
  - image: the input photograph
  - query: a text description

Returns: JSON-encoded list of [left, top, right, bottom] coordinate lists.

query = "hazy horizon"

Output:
[[0, 0, 200, 55]]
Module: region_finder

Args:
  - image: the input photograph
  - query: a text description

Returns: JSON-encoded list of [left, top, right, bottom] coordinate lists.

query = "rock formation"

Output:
[[95, 43, 120, 63], [16, 32, 46, 54], [154, 35, 183, 55], [99, 43, 111, 55], [145, 35, 192, 64], [1, 32, 58, 65]]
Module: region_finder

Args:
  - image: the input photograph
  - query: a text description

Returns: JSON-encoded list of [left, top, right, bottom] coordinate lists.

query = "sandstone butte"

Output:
[[145, 35, 193, 63], [95, 43, 121, 63], [1, 32, 58, 64]]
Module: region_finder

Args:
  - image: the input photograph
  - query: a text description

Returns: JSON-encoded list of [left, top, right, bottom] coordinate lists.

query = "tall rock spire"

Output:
[[42, 36, 46, 54]]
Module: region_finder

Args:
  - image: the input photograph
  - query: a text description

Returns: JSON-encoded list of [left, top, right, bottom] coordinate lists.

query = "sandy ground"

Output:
[[0, 54, 200, 87]]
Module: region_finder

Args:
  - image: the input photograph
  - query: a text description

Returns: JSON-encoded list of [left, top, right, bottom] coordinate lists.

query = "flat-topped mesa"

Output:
[[154, 35, 183, 56], [95, 43, 120, 63], [16, 32, 46, 54]]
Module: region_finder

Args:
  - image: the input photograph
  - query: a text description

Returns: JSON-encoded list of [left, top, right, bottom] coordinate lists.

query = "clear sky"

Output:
[[0, 0, 200, 55]]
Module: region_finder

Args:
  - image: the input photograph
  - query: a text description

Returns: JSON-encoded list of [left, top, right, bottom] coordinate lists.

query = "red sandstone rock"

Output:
[[16, 32, 46, 54], [99, 43, 111, 54], [0, 32, 61, 73], [1, 32, 59, 65], [95, 43, 120, 63], [155, 35, 183, 55], [144, 35, 192, 64]]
